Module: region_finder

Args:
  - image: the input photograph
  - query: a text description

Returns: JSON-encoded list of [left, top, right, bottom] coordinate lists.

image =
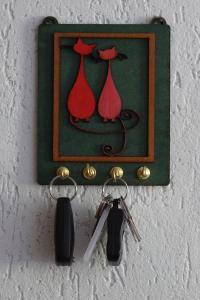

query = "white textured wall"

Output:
[[0, 0, 200, 299]]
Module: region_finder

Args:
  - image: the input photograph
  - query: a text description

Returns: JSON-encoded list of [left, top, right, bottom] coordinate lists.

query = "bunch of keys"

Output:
[[83, 192, 141, 265]]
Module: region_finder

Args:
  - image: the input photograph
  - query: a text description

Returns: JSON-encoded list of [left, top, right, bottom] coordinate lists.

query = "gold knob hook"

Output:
[[56, 166, 70, 179], [83, 164, 96, 180], [110, 167, 124, 181], [137, 166, 150, 180]]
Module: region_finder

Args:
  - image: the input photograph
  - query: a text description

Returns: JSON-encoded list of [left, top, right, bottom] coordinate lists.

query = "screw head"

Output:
[[42, 16, 59, 25], [137, 166, 150, 180], [151, 17, 167, 25]]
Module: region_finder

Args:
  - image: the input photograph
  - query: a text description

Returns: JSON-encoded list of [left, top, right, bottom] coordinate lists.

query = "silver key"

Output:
[[83, 202, 112, 262], [93, 194, 113, 235], [120, 197, 141, 242], [95, 194, 113, 219]]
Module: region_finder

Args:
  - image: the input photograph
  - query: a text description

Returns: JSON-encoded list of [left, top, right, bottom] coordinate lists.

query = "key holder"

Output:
[[48, 166, 78, 266], [38, 17, 170, 185]]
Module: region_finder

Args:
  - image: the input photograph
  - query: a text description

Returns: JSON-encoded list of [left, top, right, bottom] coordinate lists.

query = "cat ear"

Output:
[[73, 38, 96, 55], [99, 47, 118, 60], [92, 50, 128, 62]]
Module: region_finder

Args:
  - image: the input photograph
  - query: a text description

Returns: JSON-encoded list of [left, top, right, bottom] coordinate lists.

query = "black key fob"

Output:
[[106, 199, 125, 266], [54, 197, 74, 266]]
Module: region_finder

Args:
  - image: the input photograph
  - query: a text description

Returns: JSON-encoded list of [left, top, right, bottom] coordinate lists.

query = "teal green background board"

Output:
[[38, 22, 170, 185]]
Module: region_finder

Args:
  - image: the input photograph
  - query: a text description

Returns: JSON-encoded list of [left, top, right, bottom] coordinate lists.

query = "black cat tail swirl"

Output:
[[69, 109, 139, 156], [101, 109, 139, 156]]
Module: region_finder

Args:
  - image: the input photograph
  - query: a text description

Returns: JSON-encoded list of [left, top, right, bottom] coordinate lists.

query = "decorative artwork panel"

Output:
[[38, 18, 170, 185]]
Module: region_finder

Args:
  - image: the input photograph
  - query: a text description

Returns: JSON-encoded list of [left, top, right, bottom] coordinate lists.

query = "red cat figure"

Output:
[[67, 38, 96, 121], [98, 47, 122, 122]]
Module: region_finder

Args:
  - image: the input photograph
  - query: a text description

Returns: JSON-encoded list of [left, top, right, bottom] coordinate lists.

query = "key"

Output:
[[83, 202, 111, 263], [95, 194, 113, 219], [120, 196, 141, 242], [106, 198, 126, 266], [92, 194, 113, 235]]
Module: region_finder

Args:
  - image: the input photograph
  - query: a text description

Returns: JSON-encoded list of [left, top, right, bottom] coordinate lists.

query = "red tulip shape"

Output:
[[67, 38, 96, 121], [98, 47, 122, 121]]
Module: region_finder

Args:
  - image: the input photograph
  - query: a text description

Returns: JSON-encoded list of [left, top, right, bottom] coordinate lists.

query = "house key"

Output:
[[83, 195, 113, 262], [95, 194, 113, 219], [120, 196, 141, 242]]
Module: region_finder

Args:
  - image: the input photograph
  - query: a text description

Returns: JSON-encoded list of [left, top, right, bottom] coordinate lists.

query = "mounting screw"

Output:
[[151, 17, 167, 25], [42, 16, 59, 25], [56, 167, 69, 178], [137, 166, 150, 180], [83, 164, 96, 180], [110, 167, 124, 181]]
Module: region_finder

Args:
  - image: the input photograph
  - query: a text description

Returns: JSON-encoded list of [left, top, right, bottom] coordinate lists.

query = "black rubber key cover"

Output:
[[54, 197, 74, 266], [106, 200, 125, 265]]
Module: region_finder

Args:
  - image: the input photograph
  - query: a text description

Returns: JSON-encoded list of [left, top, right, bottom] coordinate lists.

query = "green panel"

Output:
[[38, 21, 170, 185]]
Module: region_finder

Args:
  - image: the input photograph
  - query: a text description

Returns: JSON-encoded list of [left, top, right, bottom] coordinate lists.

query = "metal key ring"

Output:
[[102, 177, 129, 200], [49, 175, 77, 201]]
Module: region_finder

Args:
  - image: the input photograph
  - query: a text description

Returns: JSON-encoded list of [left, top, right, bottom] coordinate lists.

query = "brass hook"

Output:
[[137, 166, 150, 180], [83, 164, 96, 180], [110, 167, 124, 182], [56, 166, 70, 179]]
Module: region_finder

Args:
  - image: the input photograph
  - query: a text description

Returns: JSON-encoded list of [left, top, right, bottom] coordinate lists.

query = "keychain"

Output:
[[49, 168, 77, 266], [83, 177, 141, 265]]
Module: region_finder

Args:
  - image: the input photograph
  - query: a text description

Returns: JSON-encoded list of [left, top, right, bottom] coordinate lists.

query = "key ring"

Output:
[[49, 175, 78, 201], [102, 177, 129, 200]]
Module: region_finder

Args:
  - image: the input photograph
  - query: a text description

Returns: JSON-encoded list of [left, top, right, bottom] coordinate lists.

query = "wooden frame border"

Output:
[[53, 32, 155, 162]]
